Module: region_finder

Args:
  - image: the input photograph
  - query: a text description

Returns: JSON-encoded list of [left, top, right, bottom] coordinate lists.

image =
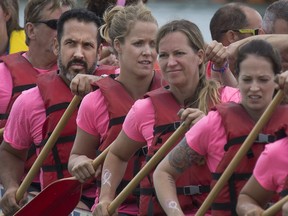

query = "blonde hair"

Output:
[[99, 4, 157, 56]]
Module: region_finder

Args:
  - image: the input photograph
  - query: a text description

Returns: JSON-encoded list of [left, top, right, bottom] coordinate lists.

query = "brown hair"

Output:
[[0, 0, 22, 36]]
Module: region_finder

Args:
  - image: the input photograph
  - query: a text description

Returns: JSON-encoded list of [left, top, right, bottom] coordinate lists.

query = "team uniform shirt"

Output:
[[253, 137, 288, 193], [4, 87, 45, 150], [185, 111, 227, 172], [123, 86, 240, 150], [0, 52, 57, 113]]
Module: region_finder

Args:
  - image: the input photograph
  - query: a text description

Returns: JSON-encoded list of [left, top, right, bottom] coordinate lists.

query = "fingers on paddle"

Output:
[[73, 163, 96, 183]]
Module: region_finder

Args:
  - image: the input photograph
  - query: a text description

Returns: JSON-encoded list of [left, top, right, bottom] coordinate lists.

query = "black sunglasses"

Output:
[[33, 19, 58, 30]]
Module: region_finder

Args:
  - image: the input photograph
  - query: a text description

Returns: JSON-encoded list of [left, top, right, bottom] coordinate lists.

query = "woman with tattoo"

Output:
[[153, 39, 288, 216], [236, 136, 288, 215], [93, 20, 241, 216]]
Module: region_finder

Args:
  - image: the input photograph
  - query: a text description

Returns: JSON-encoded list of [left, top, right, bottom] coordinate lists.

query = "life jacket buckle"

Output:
[[183, 185, 201, 195]]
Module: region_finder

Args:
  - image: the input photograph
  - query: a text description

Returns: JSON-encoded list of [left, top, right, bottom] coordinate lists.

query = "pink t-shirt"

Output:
[[0, 52, 57, 113], [253, 138, 288, 193], [123, 86, 240, 151], [185, 111, 227, 172], [4, 87, 46, 149], [4, 87, 45, 185], [76, 90, 109, 139]]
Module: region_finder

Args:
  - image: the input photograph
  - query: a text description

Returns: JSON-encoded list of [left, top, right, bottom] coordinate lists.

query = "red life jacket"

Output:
[[138, 88, 211, 216], [0, 53, 38, 133], [35, 66, 117, 188], [211, 102, 288, 216], [0, 53, 41, 175], [94, 71, 163, 207], [36, 71, 75, 188]]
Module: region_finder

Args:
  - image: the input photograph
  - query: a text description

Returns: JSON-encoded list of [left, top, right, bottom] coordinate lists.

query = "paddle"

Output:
[[107, 122, 188, 215], [15, 95, 81, 203], [195, 90, 284, 216], [262, 195, 288, 216], [14, 146, 110, 216]]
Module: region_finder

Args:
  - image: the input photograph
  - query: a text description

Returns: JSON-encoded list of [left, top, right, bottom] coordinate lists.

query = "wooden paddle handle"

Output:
[[262, 195, 288, 216], [0, 127, 3, 138], [16, 95, 81, 202], [195, 90, 285, 216], [107, 122, 188, 215], [92, 146, 110, 169]]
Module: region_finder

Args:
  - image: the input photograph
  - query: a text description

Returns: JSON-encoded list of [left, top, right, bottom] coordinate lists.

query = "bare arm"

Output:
[[236, 175, 274, 216], [93, 130, 146, 215], [0, 141, 28, 215], [68, 126, 100, 183], [205, 40, 238, 87], [153, 138, 205, 215], [228, 34, 288, 64], [283, 201, 288, 216]]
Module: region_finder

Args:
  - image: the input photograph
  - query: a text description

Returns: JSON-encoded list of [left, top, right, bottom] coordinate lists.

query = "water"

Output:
[[146, 0, 269, 42], [19, 0, 269, 42]]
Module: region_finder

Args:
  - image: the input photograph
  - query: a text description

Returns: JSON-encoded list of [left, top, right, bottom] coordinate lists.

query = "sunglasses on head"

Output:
[[221, 28, 260, 36], [33, 19, 58, 30]]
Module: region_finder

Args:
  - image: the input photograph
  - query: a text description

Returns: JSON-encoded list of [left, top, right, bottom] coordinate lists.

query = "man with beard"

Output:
[[0, 0, 75, 139], [0, 8, 111, 215]]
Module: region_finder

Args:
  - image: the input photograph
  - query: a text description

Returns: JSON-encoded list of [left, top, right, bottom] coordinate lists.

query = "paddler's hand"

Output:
[[177, 108, 205, 128], [275, 70, 288, 94], [93, 201, 117, 216], [0, 187, 27, 216], [69, 155, 97, 183], [283, 201, 288, 216], [70, 74, 102, 98]]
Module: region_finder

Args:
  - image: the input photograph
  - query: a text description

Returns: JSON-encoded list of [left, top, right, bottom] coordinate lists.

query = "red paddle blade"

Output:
[[14, 178, 83, 216]]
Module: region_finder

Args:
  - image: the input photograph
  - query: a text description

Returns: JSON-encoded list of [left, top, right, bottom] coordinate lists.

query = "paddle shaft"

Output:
[[0, 127, 3, 138], [108, 122, 188, 215], [195, 90, 284, 216], [16, 95, 81, 202], [262, 195, 288, 216]]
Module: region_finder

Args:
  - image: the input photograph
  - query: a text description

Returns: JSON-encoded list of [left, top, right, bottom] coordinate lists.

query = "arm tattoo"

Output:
[[168, 139, 204, 173], [102, 169, 111, 187]]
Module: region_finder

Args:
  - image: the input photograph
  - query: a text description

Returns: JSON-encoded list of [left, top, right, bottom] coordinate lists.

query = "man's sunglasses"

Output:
[[33, 19, 58, 30], [221, 28, 260, 36]]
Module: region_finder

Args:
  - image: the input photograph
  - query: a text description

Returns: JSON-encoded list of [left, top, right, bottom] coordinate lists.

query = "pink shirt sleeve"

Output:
[[76, 90, 109, 139], [4, 87, 46, 149], [0, 62, 13, 113], [185, 111, 227, 172], [220, 86, 241, 103], [122, 98, 155, 146], [253, 138, 288, 193]]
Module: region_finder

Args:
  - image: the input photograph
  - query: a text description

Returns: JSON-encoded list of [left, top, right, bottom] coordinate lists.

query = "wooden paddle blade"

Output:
[[14, 178, 82, 216]]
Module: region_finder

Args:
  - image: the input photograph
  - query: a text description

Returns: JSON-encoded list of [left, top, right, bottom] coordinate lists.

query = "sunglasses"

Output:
[[33, 19, 58, 30], [221, 28, 260, 36]]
